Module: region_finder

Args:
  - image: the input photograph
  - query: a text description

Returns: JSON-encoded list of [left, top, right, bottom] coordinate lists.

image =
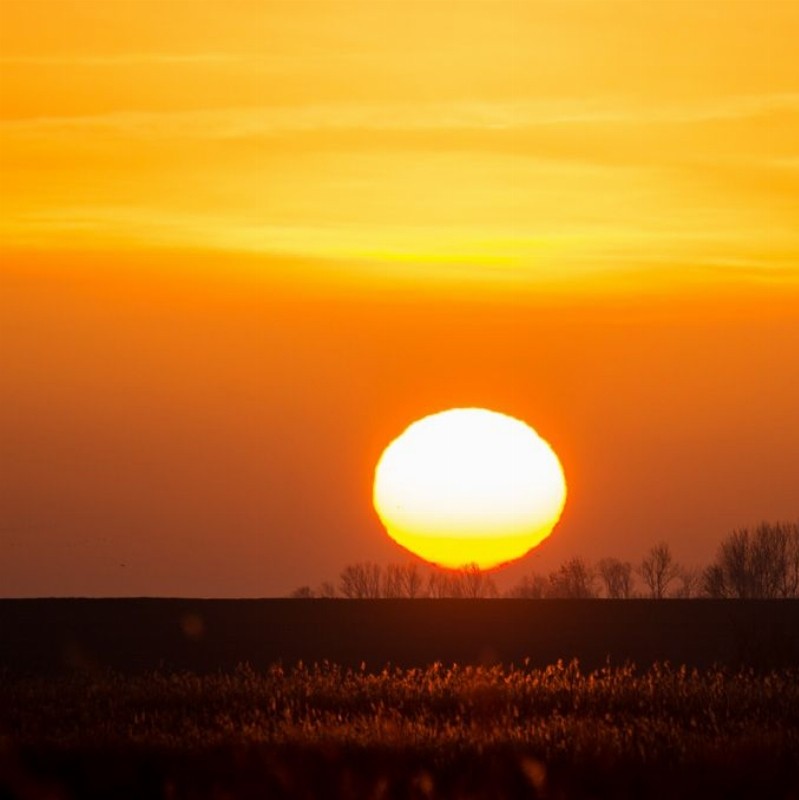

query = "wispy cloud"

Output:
[[0, 52, 269, 66], [3, 93, 798, 139]]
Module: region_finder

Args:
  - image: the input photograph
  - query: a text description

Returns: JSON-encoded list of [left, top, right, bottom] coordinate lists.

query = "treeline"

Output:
[[291, 521, 799, 600]]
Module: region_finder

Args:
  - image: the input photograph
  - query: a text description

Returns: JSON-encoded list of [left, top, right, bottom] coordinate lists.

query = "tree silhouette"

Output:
[[547, 558, 597, 598], [382, 563, 425, 598], [674, 566, 702, 598], [639, 543, 681, 599], [507, 573, 548, 598], [292, 524, 799, 601], [597, 558, 635, 598], [427, 564, 497, 598], [459, 563, 498, 598], [381, 564, 404, 598], [702, 522, 799, 598], [339, 562, 382, 598]]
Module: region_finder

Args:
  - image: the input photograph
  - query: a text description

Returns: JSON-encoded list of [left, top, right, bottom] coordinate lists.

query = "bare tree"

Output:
[[398, 562, 426, 598], [762, 521, 799, 597], [459, 563, 498, 598], [703, 522, 799, 598], [639, 542, 681, 599], [381, 563, 405, 598], [379, 563, 426, 597], [547, 558, 597, 598], [674, 566, 702, 598], [597, 558, 634, 598], [427, 569, 459, 598], [427, 565, 497, 598], [706, 529, 749, 598], [290, 585, 315, 598], [702, 563, 727, 599], [317, 580, 337, 598], [787, 523, 799, 597], [339, 562, 382, 598], [508, 573, 548, 598]]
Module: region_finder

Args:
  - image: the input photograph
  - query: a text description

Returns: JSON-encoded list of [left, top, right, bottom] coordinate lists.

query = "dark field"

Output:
[[2, 599, 799, 799], [3, 598, 799, 673]]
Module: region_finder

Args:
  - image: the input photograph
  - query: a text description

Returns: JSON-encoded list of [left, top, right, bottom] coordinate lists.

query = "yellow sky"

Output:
[[2, 2, 799, 596], [2, 0, 798, 292]]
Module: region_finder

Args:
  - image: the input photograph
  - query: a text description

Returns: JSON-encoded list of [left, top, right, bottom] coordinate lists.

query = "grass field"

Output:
[[3, 660, 798, 799], [2, 600, 798, 798]]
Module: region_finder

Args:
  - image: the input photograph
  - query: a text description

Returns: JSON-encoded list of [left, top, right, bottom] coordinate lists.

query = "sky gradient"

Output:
[[1, 0, 798, 596]]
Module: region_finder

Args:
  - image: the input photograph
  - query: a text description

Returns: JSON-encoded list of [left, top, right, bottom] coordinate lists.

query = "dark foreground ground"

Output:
[[2, 598, 799, 674], [2, 599, 798, 799]]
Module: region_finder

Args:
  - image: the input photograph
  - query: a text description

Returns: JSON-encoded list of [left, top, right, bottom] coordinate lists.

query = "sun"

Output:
[[373, 408, 567, 570]]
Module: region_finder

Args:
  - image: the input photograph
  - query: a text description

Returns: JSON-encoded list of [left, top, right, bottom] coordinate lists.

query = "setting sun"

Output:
[[373, 408, 567, 570]]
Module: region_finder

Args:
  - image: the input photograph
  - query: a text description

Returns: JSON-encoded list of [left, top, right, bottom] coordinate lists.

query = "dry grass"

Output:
[[2, 660, 798, 799]]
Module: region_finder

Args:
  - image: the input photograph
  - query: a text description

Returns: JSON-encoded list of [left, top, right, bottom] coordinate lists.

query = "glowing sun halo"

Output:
[[373, 408, 567, 570]]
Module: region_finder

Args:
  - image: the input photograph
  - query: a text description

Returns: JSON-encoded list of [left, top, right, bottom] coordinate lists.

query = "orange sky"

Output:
[[1, 1, 798, 596]]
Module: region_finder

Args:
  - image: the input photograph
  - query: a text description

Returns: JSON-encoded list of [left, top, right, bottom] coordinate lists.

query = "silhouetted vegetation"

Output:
[[703, 522, 799, 598], [597, 557, 635, 598], [639, 542, 682, 599], [296, 561, 499, 599], [427, 563, 498, 598], [506, 572, 548, 598], [298, 522, 799, 600], [545, 556, 597, 598], [339, 561, 382, 598], [3, 661, 797, 799]]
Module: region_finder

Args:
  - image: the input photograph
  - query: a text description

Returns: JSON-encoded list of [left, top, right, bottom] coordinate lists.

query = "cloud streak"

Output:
[[0, 53, 258, 66], [3, 93, 798, 138]]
